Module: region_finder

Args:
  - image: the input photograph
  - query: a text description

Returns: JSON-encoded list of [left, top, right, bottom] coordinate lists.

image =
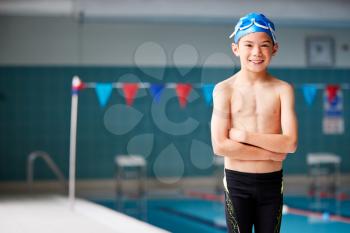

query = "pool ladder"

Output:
[[27, 151, 67, 193]]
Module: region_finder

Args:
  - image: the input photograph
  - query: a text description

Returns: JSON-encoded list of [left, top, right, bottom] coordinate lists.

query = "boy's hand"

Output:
[[229, 128, 247, 143]]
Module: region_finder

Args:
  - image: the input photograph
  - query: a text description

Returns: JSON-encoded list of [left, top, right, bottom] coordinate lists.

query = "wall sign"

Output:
[[306, 36, 335, 67]]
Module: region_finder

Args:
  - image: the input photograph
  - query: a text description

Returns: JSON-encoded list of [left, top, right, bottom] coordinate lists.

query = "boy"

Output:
[[211, 13, 298, 233]]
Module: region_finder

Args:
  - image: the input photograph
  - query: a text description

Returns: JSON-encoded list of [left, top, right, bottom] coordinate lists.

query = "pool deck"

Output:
[[0, 195, 168, 233]]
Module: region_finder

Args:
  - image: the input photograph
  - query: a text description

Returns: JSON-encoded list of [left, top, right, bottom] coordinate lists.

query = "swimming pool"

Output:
[[92, 195, 350, 233]]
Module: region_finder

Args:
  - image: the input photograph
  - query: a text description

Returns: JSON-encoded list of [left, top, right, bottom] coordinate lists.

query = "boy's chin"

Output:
[[245, 65, 268, 73]]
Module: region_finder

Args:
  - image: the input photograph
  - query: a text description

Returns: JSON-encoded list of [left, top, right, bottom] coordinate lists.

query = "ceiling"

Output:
[[0, 0, 350, 27]]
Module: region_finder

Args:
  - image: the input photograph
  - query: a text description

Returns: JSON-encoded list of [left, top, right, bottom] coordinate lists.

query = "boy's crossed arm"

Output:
[[229, 83, 298, 154], [211, 84, 286, 162]]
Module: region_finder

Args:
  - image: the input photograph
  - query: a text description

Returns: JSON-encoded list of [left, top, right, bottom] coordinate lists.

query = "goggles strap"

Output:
[[268, 23, 277, 43]]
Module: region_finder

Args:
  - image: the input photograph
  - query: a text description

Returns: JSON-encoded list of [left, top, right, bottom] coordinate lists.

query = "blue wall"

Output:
[[0, 67, 349, 181]]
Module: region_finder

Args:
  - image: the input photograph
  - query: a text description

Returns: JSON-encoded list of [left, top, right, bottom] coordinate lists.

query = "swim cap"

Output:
[[229, 12, 277, 44]]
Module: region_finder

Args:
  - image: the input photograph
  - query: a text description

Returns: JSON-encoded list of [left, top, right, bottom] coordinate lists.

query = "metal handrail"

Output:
[[27, 151, 67, 193]]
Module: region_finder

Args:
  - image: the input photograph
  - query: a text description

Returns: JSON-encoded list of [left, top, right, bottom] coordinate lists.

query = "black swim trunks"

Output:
[[224, 169, 283, 233]]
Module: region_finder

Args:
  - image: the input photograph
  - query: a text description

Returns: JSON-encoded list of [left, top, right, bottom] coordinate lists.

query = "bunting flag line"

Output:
[[202, 84, 215, 106], [95, 83, 113, 107], [176, 83, 192, 108], [302, 84, 317, 106], [123, 83, 139, 106], [149, 84, 165, 103], [74, 77, 350, 110]]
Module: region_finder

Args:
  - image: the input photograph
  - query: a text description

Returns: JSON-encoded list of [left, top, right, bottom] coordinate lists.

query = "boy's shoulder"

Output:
[[212, 75, 237, 100], [213, 75, 236, 93], [269, 76, 294, 91]]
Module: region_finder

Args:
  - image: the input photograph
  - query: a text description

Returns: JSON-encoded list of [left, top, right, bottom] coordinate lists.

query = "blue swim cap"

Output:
[[229, 13, 277, 44]]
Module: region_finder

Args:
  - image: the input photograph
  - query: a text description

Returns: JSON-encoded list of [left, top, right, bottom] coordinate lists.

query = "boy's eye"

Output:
[[261, 44, 270, 47], [245, 44, 253, 47]]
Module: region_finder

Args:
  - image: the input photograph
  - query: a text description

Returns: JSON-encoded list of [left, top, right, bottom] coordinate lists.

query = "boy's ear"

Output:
[[272, 43, 279, 56], [231, 43, 239, 56]]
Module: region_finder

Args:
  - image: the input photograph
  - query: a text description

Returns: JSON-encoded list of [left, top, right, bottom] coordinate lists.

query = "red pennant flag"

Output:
[[123, 83, 139, 106], [326, 85, 339, 103], [176, 83, 192, 108]]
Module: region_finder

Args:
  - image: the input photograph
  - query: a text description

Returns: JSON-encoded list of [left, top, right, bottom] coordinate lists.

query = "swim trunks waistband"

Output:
[[225, 168, 283, 180]]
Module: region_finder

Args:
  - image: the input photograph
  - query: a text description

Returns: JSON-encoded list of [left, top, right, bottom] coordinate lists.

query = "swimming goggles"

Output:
[[229, 17, 277, 44]]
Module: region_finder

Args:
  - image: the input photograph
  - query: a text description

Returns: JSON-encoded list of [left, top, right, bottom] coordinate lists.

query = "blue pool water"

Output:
[[92, 196, 350, 233]]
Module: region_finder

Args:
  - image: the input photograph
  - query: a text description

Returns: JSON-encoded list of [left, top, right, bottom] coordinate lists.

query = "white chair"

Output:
[[115, 155, 147, 219], [307, 153, 341, 198]]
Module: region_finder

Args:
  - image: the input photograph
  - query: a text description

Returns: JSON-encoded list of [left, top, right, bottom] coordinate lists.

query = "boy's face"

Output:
[[231, 32, 278, 73]]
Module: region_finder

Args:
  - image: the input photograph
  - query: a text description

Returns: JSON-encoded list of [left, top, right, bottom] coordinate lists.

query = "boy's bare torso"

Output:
[[225, 75, 283, 173]]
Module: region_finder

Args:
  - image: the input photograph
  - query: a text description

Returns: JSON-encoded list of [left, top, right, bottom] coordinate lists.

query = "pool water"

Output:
[[92, 196, 350, 233]]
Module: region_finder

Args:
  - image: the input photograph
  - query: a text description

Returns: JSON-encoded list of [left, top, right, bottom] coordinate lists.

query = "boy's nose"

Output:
[[252, 46, 262, 56]]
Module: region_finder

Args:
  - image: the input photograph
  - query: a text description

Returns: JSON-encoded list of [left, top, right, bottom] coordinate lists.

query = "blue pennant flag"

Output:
[[149, 84, 165, 103], [95, 83, 113, 107], [302, 84, 317, 106], [202, 84, 215, 106]]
